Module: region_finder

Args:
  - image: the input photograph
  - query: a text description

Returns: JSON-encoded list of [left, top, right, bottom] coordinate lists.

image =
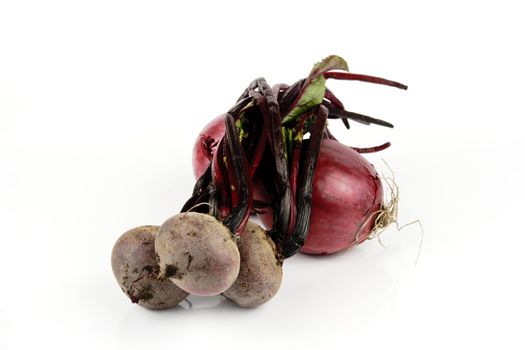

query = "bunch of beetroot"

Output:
[[111, 55, 406, 310], [112, 215, 282, 309]]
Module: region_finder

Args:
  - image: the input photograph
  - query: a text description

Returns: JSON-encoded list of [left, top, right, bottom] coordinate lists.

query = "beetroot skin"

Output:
[[155, 212, 240, 296], [111, 226, 189, 309]]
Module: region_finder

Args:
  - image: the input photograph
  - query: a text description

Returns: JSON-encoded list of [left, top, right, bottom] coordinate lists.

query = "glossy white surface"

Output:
[[1, 1, 524, 349]]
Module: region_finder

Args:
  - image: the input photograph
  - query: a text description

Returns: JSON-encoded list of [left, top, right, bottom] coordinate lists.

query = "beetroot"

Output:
[[223, 221, 283, 308], [112, 55, 406, 311], [111, 226, 189, 309], [155, 212, 241, 296]]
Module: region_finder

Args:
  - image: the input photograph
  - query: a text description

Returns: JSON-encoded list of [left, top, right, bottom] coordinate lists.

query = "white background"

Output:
[[1, 1, 524, 349]]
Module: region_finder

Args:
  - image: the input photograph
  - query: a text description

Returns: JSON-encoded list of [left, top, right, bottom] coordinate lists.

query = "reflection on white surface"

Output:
[[182, 295, 229, 310], [114, 247, 401, 349]]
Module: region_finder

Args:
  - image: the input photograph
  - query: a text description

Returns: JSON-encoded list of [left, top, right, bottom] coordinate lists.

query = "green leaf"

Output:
[[281, 74, 327, 125], [309, 55, 349, 77], [281, 56, 348, 126], [235, 115, 248, 141]]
